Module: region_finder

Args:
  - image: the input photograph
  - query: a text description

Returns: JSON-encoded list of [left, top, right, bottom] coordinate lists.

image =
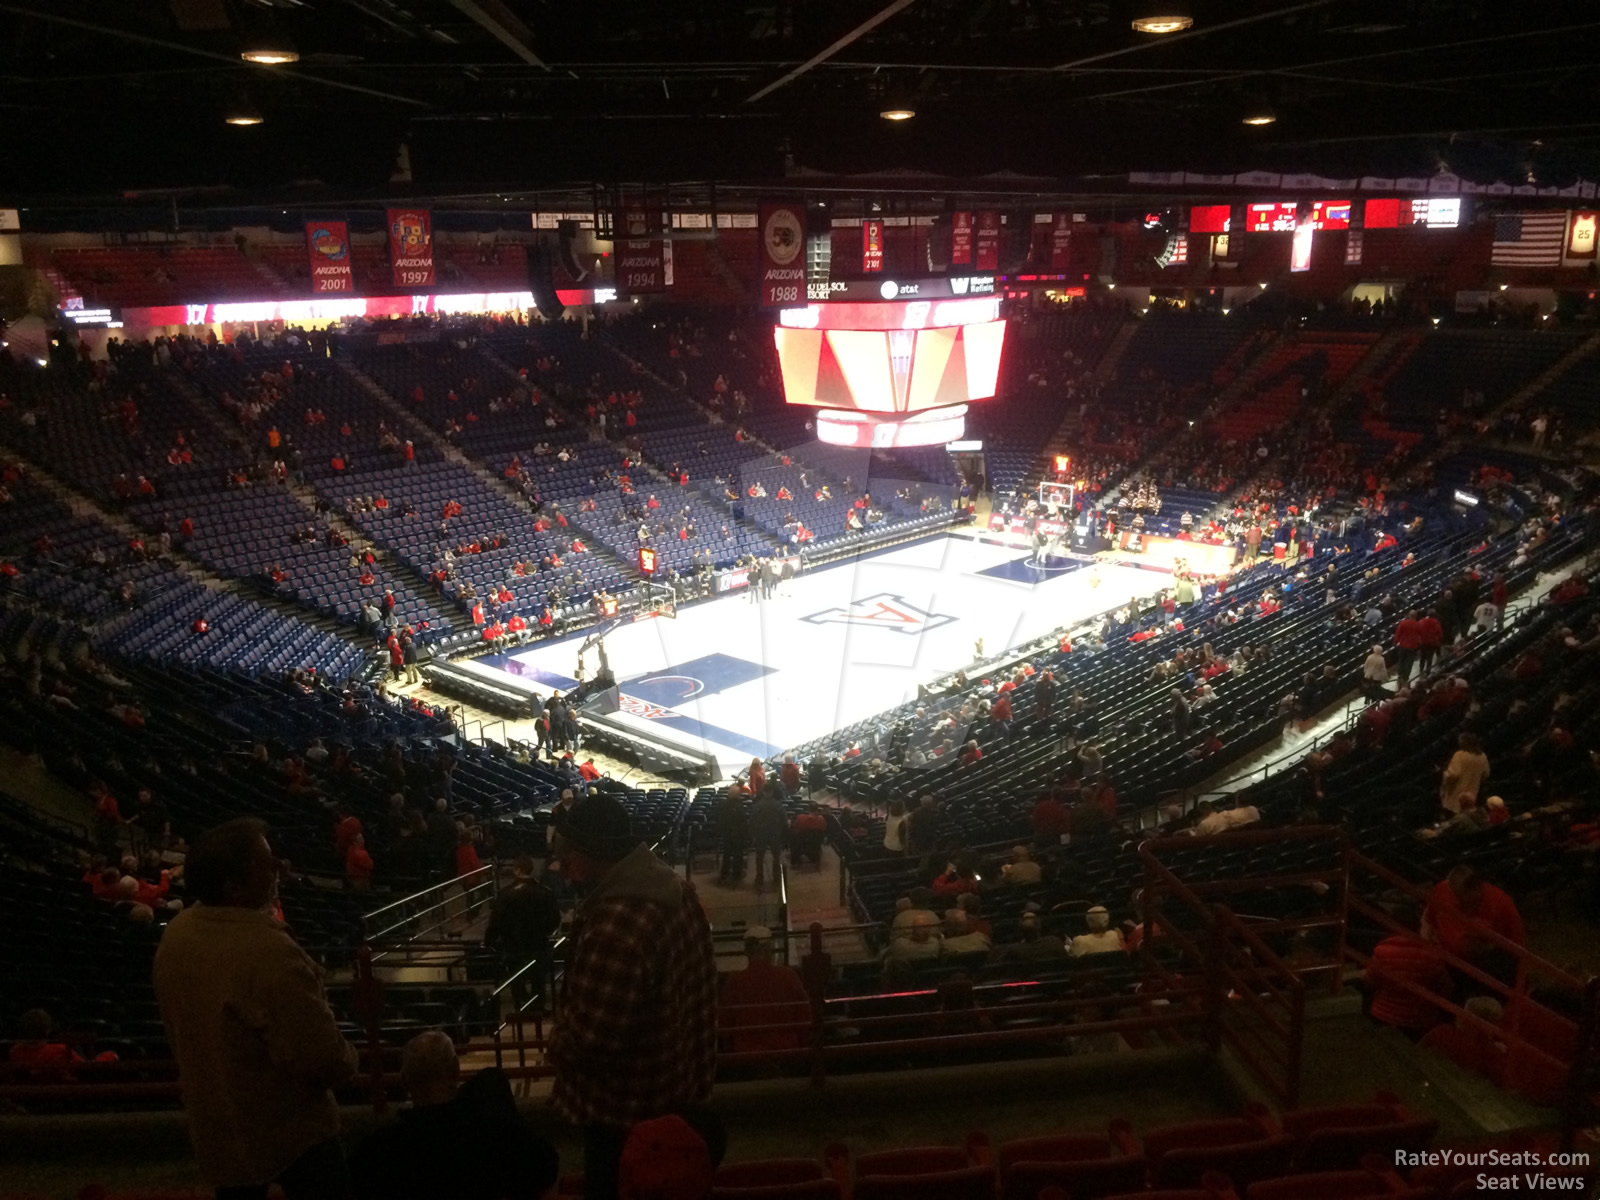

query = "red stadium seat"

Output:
[[712, 1182, 842, 1200], [996, 1119, 1147, 1200], [1143, 1112, 1295, 1190], [851, 1165, 998, 1200], [1104, 1174, 1239, 1200], [1246, 1168, 1435, 1200], [715, 1158, 827, 1188], [1278, 1093, 1438, 1172]]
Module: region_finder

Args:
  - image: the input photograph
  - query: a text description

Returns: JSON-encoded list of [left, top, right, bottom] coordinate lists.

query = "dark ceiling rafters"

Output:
[[444, 0, 549, 70], [745, 0, 924, 103], [0, 2, 433, 107]]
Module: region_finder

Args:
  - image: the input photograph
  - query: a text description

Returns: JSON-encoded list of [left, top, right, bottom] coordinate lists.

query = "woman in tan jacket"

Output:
[[1440, 732, 1490, 815]]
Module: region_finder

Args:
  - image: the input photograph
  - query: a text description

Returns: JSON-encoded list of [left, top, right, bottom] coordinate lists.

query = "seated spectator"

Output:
[[8, 1009, 88, 1080], [890, 889, 938, 940], [345, 834, 375, 891], [1070, 906, 1127, 957], [1001, 844, 1042, 885], [349, 1031, 559, 1200], [882, 913, 943, 965], [718, 927, 811, 1055], [1422, 866, 1525, 977], [941, 908, 993, 956], [998, 912, 1066, 963]]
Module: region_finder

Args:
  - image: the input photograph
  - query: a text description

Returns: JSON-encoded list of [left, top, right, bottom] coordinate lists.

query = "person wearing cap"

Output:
[[1070, 907, 1127, 957], [718, 927, 811, 1057], [550, 795, 717, 1200], [349, 1030, 558, 1200]]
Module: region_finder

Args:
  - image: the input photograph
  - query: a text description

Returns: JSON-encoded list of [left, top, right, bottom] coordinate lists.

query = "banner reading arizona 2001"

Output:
[[304, 220, 354, 293], [386, 207, 435, 288]]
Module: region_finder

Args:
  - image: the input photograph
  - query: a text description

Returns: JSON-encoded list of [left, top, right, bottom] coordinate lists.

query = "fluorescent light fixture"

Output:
[[1242, 105, 1277, 126], [879, 108, 916, 121]]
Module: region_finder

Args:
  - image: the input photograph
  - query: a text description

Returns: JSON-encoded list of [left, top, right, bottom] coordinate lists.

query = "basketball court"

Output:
[[467, 534, 1155, 772]]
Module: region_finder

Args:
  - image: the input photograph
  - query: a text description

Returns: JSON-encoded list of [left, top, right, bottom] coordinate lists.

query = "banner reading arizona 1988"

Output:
[[757, 201, 806, 308]]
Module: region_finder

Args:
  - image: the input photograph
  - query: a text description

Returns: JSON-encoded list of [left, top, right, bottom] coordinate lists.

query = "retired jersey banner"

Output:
[[617, 204, 667, 293], [757, 201, 806, 307], [386, 208, 435, 289], [305, 220, 355, 294], [975, 210, 1001, 271], [1050, 213, 1072, 270], [951, 211, 973, 265], [1568, 211, 1598, 259], [861, 219, 885, 273]]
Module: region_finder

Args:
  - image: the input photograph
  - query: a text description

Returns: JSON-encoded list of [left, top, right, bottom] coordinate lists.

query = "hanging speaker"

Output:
[[526, 244, 565, 319], [926, 213, 952, 273], [556, 219, 589, 282]]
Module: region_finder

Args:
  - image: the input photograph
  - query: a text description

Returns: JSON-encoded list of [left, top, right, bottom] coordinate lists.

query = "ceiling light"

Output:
[[880, 108, 915, 121], [1132, 0, 1193, 34], [225, 100, 264, 126], [241, 33, 299, 65], [1242, 104, 1277, 127]]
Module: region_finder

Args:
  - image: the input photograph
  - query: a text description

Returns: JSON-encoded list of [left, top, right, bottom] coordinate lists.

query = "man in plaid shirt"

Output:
[[551, 795, 717, 1200]]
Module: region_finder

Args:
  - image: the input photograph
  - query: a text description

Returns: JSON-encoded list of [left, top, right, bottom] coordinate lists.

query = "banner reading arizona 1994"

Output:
[[757, 201, 806, 308], [386, 207, 435, 289]]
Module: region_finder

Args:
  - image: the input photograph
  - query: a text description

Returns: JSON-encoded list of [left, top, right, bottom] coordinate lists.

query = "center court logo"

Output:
[[799, 592, 957, 635]]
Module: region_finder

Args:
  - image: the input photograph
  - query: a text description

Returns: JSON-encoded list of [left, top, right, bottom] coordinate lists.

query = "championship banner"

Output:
[[1050, 213, 1072, 270], [975, 210, 1001, 271], [951, 211, 973, 266], [861, 219, 885, 273], [386, 208, 435, 288], [1568, 211, 1598, 260], [617, 204, 667, 294], [757, 201, 806, 307], [305, 220, 354, 294]]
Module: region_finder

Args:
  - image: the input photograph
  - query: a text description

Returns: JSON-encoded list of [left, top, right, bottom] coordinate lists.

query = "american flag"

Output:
[[1490, 212, 1569, 266]]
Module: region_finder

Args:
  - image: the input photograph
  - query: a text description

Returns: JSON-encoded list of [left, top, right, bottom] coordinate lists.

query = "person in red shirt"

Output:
[[1417, 609, 1444, 675], [780, 755, 802, 796], [959, 740, 984, 767], [991, 693, 1012, 723], [346, 834, 375, 890], [719, 928, 811, 1055], [388, 636, 404, 679], [1393, 609, 1422, 681], [179, 517, 194, 540], [1423, 866, 1525, 977], [334, 809, 362, 857], [507, 613, 527, 634], [455, 829, 483, 879], [931, 858, 979, 896], [746, 759, 766, 794], [1032, 793, 1070, 843], [1490, 571, 1507, 627]]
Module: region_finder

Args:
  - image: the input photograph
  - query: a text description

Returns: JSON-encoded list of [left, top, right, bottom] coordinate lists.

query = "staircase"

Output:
[[1492, 330, 1600, 419], [1089, 317, 1139, 386]]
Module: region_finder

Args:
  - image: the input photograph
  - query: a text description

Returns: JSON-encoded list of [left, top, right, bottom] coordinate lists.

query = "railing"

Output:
[[1139, 835, 1312, 1107], [360, 864, 498, 949]]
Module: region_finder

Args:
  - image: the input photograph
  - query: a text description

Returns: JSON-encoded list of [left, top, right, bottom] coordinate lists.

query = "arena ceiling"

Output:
[[5, 0, 1600, 210]]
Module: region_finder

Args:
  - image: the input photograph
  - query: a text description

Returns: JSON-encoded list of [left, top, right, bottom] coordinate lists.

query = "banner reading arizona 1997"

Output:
[[386, 207, 435, 289], [757, 201, 806, 308]]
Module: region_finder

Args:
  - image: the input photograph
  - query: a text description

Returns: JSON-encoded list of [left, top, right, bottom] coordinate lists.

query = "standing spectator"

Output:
[[91, 780, 124, 855], [1417, 608, 1444, 675], [747, 786, 785, 889], [484, 856, 562, 1011], [1362, 643, 1390, 702], [1394, 609, 1422, 681], [715, 785, 748, 884], [881, 799, 908, 856], [345, 834, 375, 891], [779, 753, 802, 796], [905, 793, 941, 863], [154, 818, 358, 1198], [550, 796, 717, 1200], [349, 1031, 559, 1200], [1440, 733, 1490, 815]]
